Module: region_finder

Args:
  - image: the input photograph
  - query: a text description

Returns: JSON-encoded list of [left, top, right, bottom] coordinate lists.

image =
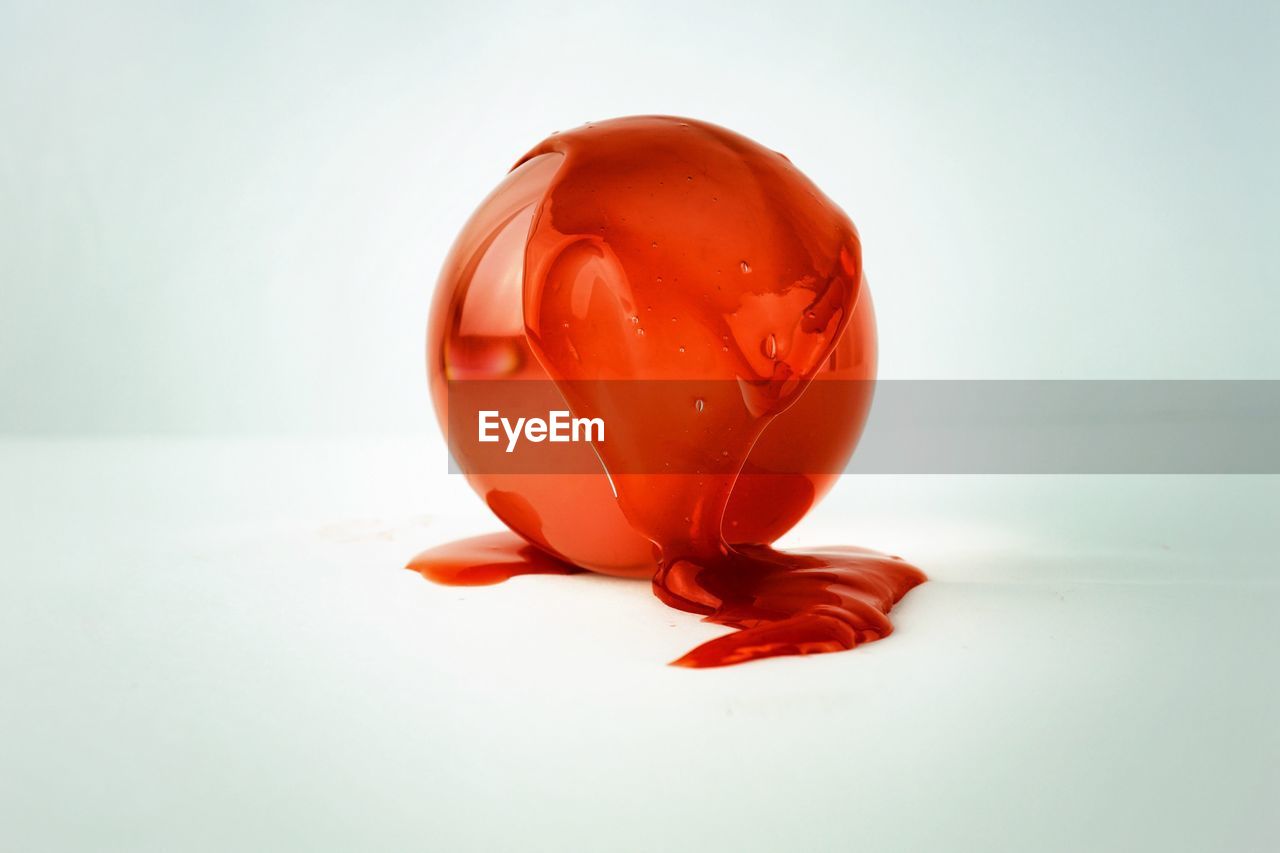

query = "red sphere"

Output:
[[427, 117, 876, 578]]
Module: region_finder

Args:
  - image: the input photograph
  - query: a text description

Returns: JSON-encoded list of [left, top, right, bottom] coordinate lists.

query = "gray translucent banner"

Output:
[[850, 380, 1279, 473], [445, 380, 1280, 474]]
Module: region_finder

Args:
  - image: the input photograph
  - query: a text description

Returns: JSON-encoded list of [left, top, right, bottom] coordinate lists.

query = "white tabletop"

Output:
[[2, 437, 1276, 852]]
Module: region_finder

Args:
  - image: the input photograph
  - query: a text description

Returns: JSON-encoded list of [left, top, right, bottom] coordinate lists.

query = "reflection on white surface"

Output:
[[2, 439, 1276, 851]]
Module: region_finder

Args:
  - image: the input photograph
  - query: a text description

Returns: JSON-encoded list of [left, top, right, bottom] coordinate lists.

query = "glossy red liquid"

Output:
[[408, 532, 581, 586], [412, 116, 924, 667]]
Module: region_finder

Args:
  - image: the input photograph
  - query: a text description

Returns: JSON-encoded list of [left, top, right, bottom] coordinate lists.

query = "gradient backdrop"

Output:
[[3, 0, 1277, 435]]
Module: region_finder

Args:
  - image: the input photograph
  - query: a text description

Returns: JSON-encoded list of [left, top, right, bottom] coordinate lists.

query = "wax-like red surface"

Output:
[[413, 116, 923, 667]]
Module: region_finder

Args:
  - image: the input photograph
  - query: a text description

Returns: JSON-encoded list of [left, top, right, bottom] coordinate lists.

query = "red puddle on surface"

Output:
[[409, 535, 922, 668], [655, 545, 923, 668], [412, 116, 924, 668], [407, 532, 582, 587]]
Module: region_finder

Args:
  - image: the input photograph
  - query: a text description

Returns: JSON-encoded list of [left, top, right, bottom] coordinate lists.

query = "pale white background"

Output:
[[2, 2, 1278, 851], [2, 0, 1277, 433]]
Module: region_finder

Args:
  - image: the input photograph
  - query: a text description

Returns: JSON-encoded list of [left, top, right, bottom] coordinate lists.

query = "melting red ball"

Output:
[[412, 116, 924, 667]]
